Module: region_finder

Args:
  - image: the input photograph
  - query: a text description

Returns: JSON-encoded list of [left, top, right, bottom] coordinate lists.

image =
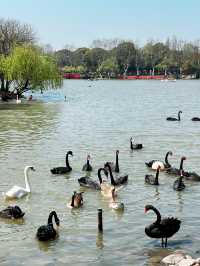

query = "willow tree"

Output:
[[0, 18, 35, 91], [4, 45, 62, 96]]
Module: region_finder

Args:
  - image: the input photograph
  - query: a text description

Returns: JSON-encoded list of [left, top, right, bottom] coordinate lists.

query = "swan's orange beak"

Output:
[[144, 207, 147, 213]]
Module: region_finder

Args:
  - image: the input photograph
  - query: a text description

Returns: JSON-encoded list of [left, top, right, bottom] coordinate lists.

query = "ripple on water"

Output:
[[0, 80, 200, 265]]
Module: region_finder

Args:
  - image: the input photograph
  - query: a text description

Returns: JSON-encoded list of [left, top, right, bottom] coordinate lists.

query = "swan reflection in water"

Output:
[[154, 187, 160, 201], [177, 191, 184, 213], [143, 248, 170, 266], [96, 232, 104, 249]]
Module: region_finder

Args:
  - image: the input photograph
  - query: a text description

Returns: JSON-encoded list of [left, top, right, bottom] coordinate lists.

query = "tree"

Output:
[[113, 42, 136, 76], [71, 47, 90, 66], [98, 57, 118, 78], [91, 38, 123, 50], [0, 18, 35, 56], [55, 49, 72, 67], [0, 18, 35, 91], [83, 48, 108, 72], [3, 45, 62, 96]]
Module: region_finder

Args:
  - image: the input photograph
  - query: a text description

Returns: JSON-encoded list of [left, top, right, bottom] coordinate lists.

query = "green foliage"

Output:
[[55, 38, 200, 78], [98, 57, 118, 77], [5, 45, 62, 94], [83, 48, 108, 72], [55, 49, 72, 67], [63, 65, 85, 73], [114, 42, 136, 74]]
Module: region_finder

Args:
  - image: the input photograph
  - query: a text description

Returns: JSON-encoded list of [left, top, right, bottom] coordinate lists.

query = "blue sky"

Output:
[[1, 0, 199, 50]]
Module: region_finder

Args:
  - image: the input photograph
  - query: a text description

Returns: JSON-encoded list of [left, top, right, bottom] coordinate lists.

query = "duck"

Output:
[[130, 137, 143, 150], [166, 156, 186, 176], [82, 154, 92, 171], [104, 162, 128, 186], [145, 204, 181, 247], [145, 151, 172, 170], [173, 170, 185, 191], [78, 168, 108, 190], [145, 166, 161, 185], [36, 211, 60, 241], [50, 151, 73, 174], [67, 191, 84, 208], [109, 188, 124, 210], [0, 206, 25, 219], [5, 166, 35, 199], [166, 110, 182, 121], [105, 150, 120, 173], [191, 117, 200, 121]]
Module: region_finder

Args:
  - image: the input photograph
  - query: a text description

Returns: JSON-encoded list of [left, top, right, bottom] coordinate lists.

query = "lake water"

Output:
[[0, 79, 200, 265]]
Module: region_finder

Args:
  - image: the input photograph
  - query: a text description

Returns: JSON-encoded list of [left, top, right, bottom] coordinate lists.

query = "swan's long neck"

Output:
[[97, 168, 103, 184], [111, 188, 116, 202], [155, 168, 160, 185], [66, 153, 70, 168], [178, 112, 181, 121], [179, 158, 185, 170], [115, 152, 119, 173], [107, 165, 117, 186], [165, 152, 169, 165], [71, 194, 75, 207], [48, 211, 59, 227], [130, 138, 133, 149], [151, 206, 161, 224], [24, 168, 31, 192]]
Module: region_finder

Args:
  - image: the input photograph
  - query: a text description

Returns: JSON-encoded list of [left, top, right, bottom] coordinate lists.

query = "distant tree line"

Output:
[[0, 18, 61, 100], [55, 37, 200, 78]]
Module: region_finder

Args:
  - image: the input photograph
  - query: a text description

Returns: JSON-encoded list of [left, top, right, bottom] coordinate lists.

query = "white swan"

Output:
[[109, 188, 124, 210], [16, 95, 21, 104], [5, 166, 35, 199]]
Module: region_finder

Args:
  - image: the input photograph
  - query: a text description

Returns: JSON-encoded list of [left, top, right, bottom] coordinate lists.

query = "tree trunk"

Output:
[[24, 79, 29, 89], [5, 80, 10, 91], [1, 77, 5, 91]]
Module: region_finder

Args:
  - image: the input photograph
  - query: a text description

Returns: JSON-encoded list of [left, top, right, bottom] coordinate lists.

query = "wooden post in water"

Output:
[[98, 208, 103, 232]]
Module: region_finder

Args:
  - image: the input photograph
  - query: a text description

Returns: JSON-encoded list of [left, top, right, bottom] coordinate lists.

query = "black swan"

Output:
[[145, 166, 161, 185], [82, 154, 92, 171], [173, 170, 185, 191], [67, 191, 83, 208], [145, 151, 173, 170], [166, 110, 182, 121], [36, 211, 60, 241], [130, 137, 143, 150], [166, 156, 186, 176], [78, 168, 108, 190], [50, 151, 73, 174], [104, 162, 128, 186], [145, 205, 181, 247], [184, 171, 200, 181], [105, 150, 120, 173], [191, 117, 200, 121], [0, 206, 25, 219], [166, 156, 200, 181]]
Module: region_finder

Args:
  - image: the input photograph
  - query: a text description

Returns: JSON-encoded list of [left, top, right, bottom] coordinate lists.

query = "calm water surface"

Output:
[[0, 80, 200, 265]]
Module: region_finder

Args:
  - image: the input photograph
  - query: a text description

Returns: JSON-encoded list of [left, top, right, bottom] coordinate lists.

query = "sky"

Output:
[[0, 0, 200, 50]]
